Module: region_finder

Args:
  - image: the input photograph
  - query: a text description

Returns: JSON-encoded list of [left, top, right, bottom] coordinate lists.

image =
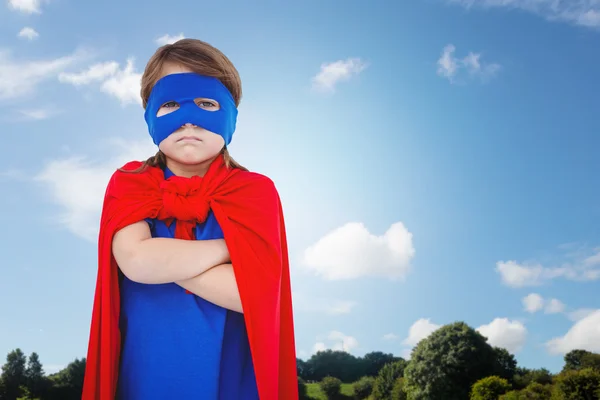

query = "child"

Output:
[[82, 38, 298, 400]]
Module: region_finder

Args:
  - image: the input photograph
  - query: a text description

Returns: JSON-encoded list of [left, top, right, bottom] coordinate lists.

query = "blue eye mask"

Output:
[[144, 72, 238, 146]]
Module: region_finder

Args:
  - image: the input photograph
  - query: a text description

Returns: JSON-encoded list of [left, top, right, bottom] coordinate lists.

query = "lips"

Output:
[[177, 135, 201, 142]]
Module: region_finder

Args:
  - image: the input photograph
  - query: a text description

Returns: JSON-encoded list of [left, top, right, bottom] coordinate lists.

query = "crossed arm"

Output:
[[112, 221, 243, 313]]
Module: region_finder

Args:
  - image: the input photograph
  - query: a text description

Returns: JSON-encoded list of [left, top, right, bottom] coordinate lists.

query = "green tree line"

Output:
[[2, 321, 599, 399], [297, 322, 600, 400], [0, 349, 84, 400]]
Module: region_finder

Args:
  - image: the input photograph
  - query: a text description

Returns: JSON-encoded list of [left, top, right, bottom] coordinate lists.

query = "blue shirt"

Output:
[[116, 167, 258, 399]]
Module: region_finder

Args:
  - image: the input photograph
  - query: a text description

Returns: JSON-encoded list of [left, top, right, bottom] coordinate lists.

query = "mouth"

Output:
[[177, 135, 202, 142]]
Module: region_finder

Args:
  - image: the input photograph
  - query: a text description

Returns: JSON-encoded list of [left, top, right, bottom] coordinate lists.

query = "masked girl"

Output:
[[82, 38, 298, 400]]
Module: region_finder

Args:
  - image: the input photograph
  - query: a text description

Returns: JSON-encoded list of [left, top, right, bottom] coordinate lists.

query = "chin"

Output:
[[173, 151, 219, 165]]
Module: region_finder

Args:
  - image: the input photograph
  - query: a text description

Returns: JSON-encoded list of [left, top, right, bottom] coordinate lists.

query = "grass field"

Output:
[[306, 383, 355, 399]]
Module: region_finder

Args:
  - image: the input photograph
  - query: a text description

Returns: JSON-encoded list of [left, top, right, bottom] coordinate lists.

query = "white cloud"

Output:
[[329, 331, 359, 352], [8, 0, 42, 14], [155, 33, 185, 46], [383, 333, 399, 341], [545, 298, 566, 314], [312, 331, 359, 354], [437, 44, 500, 83], [437, 44, 458, 79], [313, 331, 358, 353], [496, 252, 600, 288], [303, 221, 415, 280], [568, 308, 597, 322], [0, 48, 86, 101], [523, 293, 544, 313], [34, 138, 156, 241], [402, 318, 441, 347], [398, 318, 441, 359], [293, 292, 357, 315], [521, 293, 594, 321], [18, 27, 39, 40], [59, 58, 142, 105], [583, 251, 600, 266], [58, 61, 119, 85], [477, 318, 528, 353], [312, 342, 327, 353], [100, 59, 142, 105], [18, 107, 57, 120], [546, 310, 600, 354], [496, 261, 546, 287], [311, 57, 368, 92], [448, 0, 600, 29], [522, 293, 566, 314]]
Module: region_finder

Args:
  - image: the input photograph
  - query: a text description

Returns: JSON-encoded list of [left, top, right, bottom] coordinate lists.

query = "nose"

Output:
[[182, 122, 196, 128]]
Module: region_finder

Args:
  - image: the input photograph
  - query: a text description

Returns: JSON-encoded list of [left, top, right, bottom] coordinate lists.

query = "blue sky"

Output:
[[1, 0, 599, 375]]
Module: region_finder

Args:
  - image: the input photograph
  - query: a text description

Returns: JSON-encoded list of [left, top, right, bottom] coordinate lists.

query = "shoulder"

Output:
[[119, 160, 145, 171], [227, 169, 280, 199], [105, 160, 162, 194], [233, 170, 277, 190]]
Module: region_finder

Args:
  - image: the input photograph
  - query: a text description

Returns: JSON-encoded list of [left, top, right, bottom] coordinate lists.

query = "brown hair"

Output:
[[127, 38, 246, 173]]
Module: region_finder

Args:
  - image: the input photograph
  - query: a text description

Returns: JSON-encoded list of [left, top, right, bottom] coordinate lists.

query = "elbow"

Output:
[[115, 247, 152, 284], [123, 254, 157, 284], [118, 256, 145, 283], [232, 302, 244, 314]]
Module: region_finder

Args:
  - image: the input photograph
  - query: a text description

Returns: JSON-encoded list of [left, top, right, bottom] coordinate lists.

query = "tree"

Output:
[[513, 367, 553, 389], [563, 349, 593, 372], [493, 347, 517, 382], [297, 358, 308, 380], [46, 358, 86, 400], [551, 367, 600, 399], [319, 376, 342, 399], [304, 350, 363, 382], [470, 376, 511, 400], [518, 382, 552, 399], [361, 352, 400, 377], [1, 348, 27, 400], [25, 352, 47, 399], [580, 353, 600, 372], [297, 377, 309, 400], [353, 376, 375, 399], [372, 360, 407, 400], [403, 322, 501, 400], [391, 377, 407, 400]]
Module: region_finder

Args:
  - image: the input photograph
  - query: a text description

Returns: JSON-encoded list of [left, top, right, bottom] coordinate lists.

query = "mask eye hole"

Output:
[[156, 101, 179, 117], [194, 98, 220, 112]]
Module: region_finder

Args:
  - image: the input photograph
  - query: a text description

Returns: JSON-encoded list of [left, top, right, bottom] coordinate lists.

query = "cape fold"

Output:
[[81, 155, 298, 400]]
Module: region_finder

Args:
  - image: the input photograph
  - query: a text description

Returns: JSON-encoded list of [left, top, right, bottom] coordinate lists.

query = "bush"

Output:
[[372, 361, 406, 399], [391, 377, 407, 400], [319, 376, 342, 399], [470, 376, 511, 400], [551, 367, 600, 399], [500, 382, 553, 400], [297, 376, 308, 399], [353, 376, 375, 399], [499, 390, 520, 400], [513, 368, 554, 389]]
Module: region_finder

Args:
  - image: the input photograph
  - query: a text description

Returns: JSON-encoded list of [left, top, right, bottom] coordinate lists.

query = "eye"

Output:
[[156, 101, 180, 117], [161, 101, 179, 108], [194, 98, 220, 111]]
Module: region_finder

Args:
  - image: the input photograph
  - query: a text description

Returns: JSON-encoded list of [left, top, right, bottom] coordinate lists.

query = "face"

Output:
[[153, 62, 226, 175]]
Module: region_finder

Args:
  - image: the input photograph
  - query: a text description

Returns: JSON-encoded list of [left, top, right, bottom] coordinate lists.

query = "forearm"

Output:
[[123, 237, 230, 284], [176, 263, 243, 313]]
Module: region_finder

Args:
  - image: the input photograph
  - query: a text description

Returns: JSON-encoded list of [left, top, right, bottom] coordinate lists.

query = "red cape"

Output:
[[82, 155, 298, 400]]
